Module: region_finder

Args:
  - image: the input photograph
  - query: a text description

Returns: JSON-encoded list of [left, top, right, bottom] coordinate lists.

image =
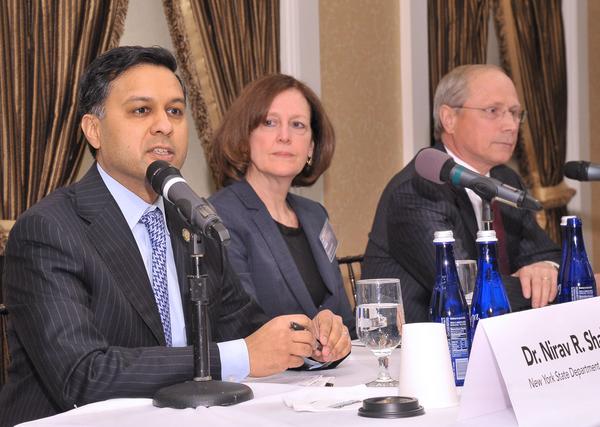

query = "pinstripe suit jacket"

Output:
[[362, 144, 561, 323], [0, 165, 266, 426], [209, 180, 355, 333]]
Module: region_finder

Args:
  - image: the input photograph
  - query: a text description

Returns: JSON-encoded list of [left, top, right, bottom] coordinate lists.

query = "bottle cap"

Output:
[[476, 229, 498, 242], [433, 230, 454, 243], [560, 215, 577, 226]]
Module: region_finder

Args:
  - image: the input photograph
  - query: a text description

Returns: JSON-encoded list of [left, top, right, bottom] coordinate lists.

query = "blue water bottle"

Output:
[[470, 230, 511, 340], [557, 216, 576, 298], [429, 230, 471, 386], [558, 216, 597, 303]]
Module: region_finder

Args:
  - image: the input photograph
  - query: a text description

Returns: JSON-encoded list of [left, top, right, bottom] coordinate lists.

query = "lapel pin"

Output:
[[182, 228, 191, 242]]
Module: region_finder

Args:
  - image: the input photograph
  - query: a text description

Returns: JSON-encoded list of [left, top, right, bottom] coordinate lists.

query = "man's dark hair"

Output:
[[77, 46, 185, 157]]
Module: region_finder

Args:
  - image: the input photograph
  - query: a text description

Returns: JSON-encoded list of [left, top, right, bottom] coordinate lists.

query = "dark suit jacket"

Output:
[[362, 144, 561, 324], [0, 166, 266, 426], [209, 180, 355, 333]]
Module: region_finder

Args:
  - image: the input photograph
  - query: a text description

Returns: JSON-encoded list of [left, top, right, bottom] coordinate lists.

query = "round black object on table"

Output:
[[358, 396, 425, 419]]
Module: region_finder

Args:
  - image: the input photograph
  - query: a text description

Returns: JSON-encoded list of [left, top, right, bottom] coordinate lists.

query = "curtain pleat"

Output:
[[428, 0, 491, 145], [0, 0, 129, 220], [494, 0, 572, 242], [162, 0, 279, 184]]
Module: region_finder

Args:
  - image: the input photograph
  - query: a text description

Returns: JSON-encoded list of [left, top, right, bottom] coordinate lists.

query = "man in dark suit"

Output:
[[0, 46, 350, 426], [362, 64, 561, 323]]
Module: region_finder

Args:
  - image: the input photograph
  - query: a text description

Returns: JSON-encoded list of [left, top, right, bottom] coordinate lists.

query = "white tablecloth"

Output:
[[18, 346, 518, 427]]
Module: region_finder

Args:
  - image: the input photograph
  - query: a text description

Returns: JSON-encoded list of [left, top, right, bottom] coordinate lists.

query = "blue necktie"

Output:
[[140, 208, 172, 346]]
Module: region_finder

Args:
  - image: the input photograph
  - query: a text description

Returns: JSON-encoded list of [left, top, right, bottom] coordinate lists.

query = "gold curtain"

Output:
[[162, 0, 279, 183], [494, 0, 573, 242], [0, 220, 10, 385], [428, 0, 491, 144], [0, 0, 129, 220]]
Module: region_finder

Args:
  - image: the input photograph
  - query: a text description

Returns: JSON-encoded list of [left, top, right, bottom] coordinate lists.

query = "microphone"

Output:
[[564, 161, 600, 181], [146, 161, 230, 243], [415, 148, 542, 211]]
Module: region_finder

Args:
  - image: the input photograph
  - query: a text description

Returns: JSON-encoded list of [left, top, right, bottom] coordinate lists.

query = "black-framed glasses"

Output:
[[453, 105, 527, 124]]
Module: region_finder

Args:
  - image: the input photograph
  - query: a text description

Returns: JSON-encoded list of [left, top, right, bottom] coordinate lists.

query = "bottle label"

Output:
[[441, 315, 470, 384], [571, 286, 595, 301]]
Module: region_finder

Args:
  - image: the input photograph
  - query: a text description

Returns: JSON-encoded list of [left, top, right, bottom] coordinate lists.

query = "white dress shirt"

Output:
[[444, 147, 487, 230], [97, 164, 249, 381]]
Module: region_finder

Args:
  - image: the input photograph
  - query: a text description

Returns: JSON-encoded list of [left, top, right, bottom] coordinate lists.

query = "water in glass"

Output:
[[356, 278, 404, 387]]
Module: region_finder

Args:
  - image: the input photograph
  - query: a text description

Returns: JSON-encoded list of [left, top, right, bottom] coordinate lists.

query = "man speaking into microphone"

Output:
[[363, 64, 561, 323], [0, 46, 350, 426]]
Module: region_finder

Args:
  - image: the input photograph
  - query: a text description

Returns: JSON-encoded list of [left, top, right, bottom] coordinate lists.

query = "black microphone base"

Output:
[[153, 379, 253, 409]]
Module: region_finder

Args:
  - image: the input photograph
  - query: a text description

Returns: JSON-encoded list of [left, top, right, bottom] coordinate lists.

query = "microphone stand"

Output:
[[153, 231, 253, 408]]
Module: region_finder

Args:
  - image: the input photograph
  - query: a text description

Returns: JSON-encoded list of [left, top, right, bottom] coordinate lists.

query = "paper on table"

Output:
[[296, 375, 335, 387], [282, 384, 395, 412]]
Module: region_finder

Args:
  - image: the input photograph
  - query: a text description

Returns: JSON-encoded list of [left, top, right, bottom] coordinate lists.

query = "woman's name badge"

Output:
[[319, 219, 339, 263]]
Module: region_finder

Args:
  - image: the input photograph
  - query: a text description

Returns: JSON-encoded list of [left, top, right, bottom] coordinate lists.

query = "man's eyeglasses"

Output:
[[452, 105, 527, 124]]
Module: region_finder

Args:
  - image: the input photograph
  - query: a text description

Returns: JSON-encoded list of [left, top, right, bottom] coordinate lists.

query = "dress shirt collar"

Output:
[[444, 146, 490, 178], [443, 146, 487, 230], [96, 163, 168, 233]]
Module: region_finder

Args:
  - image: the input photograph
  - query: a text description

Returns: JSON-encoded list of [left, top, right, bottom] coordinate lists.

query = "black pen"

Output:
[[290, 321, 323, 351]]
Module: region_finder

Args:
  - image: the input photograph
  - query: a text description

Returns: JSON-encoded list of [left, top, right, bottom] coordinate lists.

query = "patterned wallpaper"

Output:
[[319, 0, 403, 257]]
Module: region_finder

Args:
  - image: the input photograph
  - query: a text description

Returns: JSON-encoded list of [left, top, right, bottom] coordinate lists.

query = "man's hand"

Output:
[[311, 309, 351, 363], [595, 273, 600, 295], [245, 315, 315, 377], [513, 262, 558, 308]]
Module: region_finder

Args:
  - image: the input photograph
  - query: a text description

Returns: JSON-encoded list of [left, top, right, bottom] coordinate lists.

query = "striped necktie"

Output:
[[140, 208, 172, 346]]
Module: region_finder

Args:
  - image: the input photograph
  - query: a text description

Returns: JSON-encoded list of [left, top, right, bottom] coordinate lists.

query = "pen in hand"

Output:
[[290, 321, 323, 351]]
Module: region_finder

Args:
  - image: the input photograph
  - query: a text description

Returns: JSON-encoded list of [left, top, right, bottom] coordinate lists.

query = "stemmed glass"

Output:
[[355, 278, 405, 387]]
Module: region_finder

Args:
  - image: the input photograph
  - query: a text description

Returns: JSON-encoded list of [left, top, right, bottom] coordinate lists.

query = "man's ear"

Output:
[[439, 105, 457, 135], [81, 114, 101, 150]]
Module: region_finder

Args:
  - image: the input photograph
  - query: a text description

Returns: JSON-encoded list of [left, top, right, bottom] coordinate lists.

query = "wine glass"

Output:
[[355, 278, 405, 387], [455, 260, 477, 308]]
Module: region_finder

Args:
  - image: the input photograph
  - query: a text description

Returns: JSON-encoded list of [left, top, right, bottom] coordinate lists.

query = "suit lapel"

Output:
[[233, 181, 317, 315], [451, 185, 479, 250], [433, 143, 479, 255], [164, 202, 193, 337], [288, 196, 337, 296], [75, 165, 166, 345]]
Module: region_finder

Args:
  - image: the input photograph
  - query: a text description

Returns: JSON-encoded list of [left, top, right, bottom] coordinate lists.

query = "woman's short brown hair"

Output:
[[210, 74, 335, 188]]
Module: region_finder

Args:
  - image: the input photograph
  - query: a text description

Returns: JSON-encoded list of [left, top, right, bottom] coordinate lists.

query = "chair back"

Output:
[[336, 254, 364, 308], [0, 303, 8, 388]]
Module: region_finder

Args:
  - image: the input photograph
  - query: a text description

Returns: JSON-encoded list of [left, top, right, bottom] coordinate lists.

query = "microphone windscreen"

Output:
[[564, 161, 589, 181], [415, 148, 451, 184], [146, 160, 180, 193]]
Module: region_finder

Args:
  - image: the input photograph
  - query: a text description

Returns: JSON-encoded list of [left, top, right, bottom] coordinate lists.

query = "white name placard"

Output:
[[459, 297, 600, 427]]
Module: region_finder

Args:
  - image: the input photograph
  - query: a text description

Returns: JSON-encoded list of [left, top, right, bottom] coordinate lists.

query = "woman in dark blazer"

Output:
[[209, 74, 355, 338]]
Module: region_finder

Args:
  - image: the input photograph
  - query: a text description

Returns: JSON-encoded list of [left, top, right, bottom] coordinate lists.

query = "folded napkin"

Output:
[[282, 384, 396, 412]]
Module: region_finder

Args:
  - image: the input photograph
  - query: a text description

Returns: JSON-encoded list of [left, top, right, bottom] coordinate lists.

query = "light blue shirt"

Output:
[[97, 164, 249, 381]]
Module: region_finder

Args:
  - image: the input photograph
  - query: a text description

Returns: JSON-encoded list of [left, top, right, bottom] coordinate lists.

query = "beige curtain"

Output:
[[0, 0, 129, 220], [0, 221, 12, 256], [162, 0, 279, 183], [494, 0, 573, 242], [428, 0, 491, 144]]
